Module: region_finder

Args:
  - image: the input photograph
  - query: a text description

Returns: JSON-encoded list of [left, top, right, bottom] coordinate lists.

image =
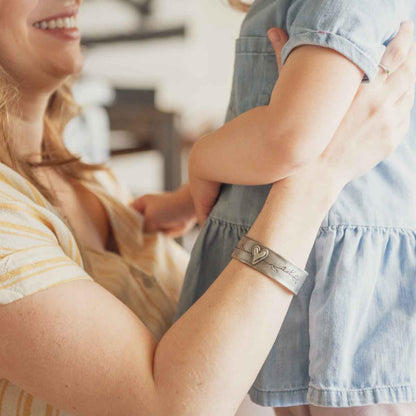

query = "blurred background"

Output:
[[67, 0, 244, 195], [66, 1, 274, 413]]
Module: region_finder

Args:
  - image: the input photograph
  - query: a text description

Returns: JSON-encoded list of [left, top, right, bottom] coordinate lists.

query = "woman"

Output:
[[0, 1, 414, 416]]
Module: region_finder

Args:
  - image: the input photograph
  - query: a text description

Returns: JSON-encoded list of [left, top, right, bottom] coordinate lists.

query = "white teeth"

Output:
[[34, 16, 77, 30]]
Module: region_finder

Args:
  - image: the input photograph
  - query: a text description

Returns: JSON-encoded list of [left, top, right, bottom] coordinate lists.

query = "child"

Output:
[[135, 0, 416, 411]]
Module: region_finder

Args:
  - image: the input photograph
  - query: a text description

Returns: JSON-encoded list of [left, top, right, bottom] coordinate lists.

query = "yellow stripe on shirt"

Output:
[[0, 380, 8, 413], [22, 393, 33, 416], [0, 221, 54, 241], [15, 389, 24, 416], [0, 258, 74, 287]]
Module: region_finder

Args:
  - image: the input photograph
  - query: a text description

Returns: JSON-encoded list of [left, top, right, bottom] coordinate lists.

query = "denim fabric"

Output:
[[176, 0, 416, 408]]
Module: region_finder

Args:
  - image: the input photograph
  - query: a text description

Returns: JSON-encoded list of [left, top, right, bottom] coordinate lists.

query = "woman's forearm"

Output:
[[153, 162, 343, 415], [0, 162, 342, 416]]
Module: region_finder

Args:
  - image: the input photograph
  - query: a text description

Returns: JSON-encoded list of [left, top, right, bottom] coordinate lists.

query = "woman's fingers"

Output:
[[380, 20, 414, 74], [380, 42, 416, 104], [388, 41, 416, 88], [395, 84, 415, 126], [268, 28, 289, 72]]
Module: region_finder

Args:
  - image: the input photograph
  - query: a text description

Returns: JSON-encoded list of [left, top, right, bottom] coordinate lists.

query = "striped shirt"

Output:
[[0, 162, 188, 415]]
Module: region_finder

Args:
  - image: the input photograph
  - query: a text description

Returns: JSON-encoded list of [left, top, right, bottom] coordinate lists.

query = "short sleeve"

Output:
[[0, 201, 93, 304], [282, 0, 401, 81]]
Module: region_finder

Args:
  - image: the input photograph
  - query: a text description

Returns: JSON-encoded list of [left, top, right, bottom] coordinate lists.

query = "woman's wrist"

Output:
[[247, 160, 344, 268], [270, 159, 346, 211]]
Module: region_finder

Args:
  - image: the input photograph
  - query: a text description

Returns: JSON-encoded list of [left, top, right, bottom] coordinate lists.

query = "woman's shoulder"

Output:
[[0, 163, 91, 305], [0, 162, 52, 208], [0, 162, 84, 264]]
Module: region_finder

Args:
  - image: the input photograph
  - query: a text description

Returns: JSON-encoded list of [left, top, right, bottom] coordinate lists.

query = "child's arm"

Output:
[[131, 184, 196, 238], [189, 41, 365, 186], [134, 33, 364, 230], [190, 0, 399, 187]]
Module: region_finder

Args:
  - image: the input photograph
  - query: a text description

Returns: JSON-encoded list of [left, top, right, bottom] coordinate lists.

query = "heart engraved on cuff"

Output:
[[252, 245, 269, 265]]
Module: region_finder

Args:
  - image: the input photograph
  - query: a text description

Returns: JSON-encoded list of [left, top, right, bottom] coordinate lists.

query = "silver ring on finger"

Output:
[[379, 63, 392, 76]]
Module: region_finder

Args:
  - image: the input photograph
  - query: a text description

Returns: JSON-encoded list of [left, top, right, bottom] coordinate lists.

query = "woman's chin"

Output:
[[49, 55, 84, 78]]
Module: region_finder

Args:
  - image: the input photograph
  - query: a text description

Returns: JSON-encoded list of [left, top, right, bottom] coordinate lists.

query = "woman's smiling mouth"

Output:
[[33, 11, 80, 40]]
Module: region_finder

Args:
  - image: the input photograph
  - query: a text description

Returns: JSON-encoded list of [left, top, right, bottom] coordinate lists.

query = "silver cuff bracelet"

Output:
[[231, 236, 309, 295]]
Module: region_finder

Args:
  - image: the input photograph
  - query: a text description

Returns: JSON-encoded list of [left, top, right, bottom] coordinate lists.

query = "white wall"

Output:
[[79, 0, 244, 132]]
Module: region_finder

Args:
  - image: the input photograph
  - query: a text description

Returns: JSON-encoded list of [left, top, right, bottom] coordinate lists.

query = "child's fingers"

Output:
[[268, 28, 288, 73], [131, 196, 147, 213], [197, 213, 207, 227], [195, 207, 208, 227]]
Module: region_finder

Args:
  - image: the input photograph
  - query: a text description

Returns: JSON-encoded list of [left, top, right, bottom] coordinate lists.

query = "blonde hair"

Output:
[[0, 68, 107, 263], [228, 0, 251, 12], [0, 69, 106, 201]]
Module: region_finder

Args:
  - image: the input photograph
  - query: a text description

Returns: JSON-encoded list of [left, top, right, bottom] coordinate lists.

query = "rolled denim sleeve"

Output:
[[282, 0, 400, 81]]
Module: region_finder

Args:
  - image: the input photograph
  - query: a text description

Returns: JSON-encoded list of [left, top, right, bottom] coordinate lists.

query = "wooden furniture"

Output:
[[106, 88, 182, 192], [82, 0, 186, 47], [81, 1, 186, 191]]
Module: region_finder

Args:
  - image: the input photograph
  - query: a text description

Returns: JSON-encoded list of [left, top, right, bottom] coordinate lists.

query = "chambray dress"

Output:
[[176, 0, 416, 408]]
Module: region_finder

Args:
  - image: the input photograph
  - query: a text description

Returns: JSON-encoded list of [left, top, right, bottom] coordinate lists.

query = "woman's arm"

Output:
[[0, 163, 338, 416], [0, 29, 415, 416]]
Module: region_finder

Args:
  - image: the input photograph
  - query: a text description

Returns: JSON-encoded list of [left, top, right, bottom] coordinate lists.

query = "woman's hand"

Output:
[[131, 185, 196, 238], [319, 20, 416, 187], [192, 21, 416, 226], [252, 21, 416, 268]]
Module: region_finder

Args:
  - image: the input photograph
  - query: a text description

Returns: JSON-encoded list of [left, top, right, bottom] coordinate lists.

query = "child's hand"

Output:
[[189, 176, 221, 227], [131, 185, 196, 238]]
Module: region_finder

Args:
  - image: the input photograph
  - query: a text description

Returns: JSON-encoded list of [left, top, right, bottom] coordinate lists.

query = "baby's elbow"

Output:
[[288, 142, 320, 170], [266, 128, 322, 174]]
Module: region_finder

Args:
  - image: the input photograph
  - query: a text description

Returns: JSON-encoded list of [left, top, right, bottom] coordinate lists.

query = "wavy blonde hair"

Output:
[[228, 0, 251, 12], [0, 68, 107, 264], [0, 69, 106, 205]]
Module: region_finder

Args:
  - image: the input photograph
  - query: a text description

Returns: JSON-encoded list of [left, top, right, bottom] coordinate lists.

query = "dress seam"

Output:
[[208, 216, 416, 233], [251, 385, 309, 393], [320, 224, 416, 233], [251, 383, 416, 394], [208, 216, 251, 229], [309, 383, 416, 393]]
